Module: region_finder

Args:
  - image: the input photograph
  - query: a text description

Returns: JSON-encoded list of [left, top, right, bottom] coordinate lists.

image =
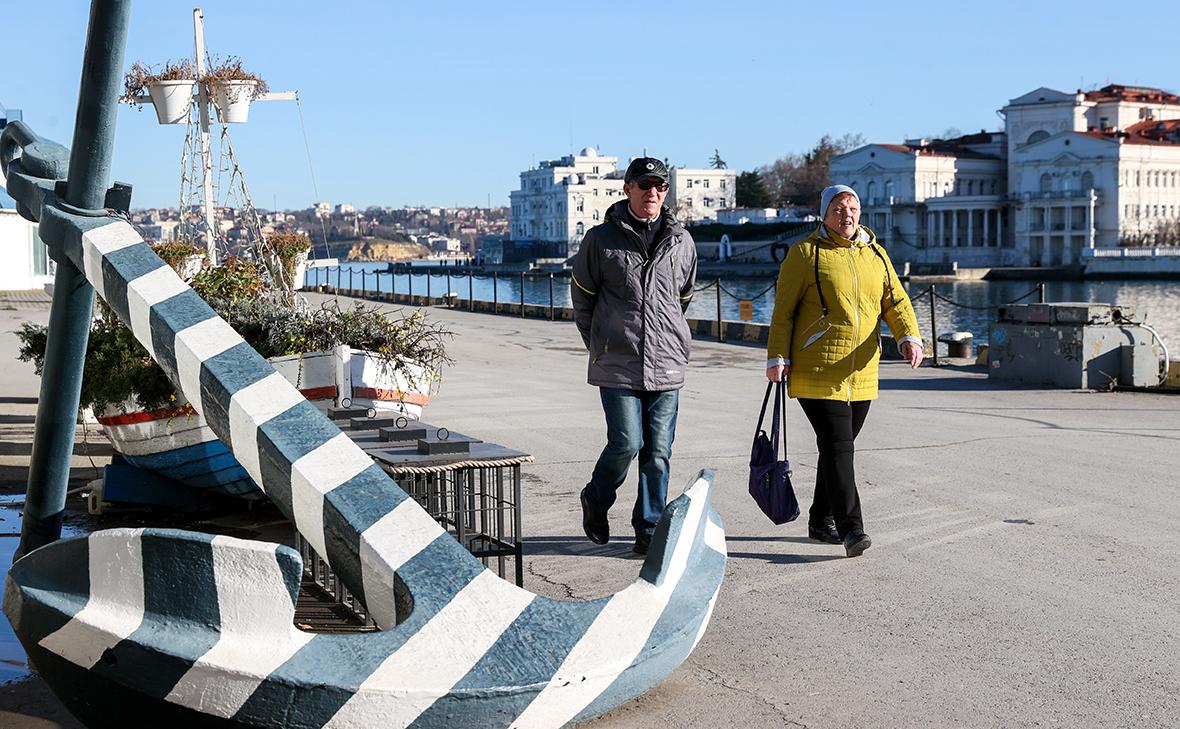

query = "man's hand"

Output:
[[766, 364, 789, 382], [900, 340, 924, 369]]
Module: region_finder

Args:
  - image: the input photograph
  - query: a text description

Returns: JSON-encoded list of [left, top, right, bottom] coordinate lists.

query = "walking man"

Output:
[[570, 156, 698, 555]]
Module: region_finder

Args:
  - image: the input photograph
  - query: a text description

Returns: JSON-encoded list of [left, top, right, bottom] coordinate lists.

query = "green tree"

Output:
[[735, 171, 772, 208], [709, 149, 727, 169]]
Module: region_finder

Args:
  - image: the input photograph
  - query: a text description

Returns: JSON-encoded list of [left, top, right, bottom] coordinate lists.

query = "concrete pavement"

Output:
[[371, 296, 1179, 729], [3, 291, 1178, 728]]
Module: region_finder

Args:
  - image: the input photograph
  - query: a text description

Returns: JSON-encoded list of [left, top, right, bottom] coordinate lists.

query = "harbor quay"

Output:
[[3, 291, 1179, 728]]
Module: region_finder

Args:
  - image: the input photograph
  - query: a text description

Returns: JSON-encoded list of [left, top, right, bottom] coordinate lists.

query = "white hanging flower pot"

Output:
[[210, 80, 257, 124], [147, 80, 195, 125]]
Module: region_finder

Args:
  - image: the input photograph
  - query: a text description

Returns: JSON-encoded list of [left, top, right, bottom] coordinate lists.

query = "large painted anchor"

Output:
[[1, 4, 727, 727]]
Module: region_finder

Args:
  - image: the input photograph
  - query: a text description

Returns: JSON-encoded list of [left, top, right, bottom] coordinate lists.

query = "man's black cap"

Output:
[[624, 157, 669, 183]]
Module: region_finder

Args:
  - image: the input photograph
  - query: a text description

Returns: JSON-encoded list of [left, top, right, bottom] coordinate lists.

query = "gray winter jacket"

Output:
[[570, 200, 698, 391]]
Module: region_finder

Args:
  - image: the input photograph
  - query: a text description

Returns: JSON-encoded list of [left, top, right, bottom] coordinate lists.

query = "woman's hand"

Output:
[[900, 340, 924, 369], [766, 364, 789, 382]]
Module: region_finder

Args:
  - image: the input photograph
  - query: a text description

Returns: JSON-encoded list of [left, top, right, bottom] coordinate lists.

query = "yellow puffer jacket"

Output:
[[767, 224, 921, 401]]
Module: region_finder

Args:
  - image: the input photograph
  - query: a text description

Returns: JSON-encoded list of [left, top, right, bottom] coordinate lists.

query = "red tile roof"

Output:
[[1081, 119, 1180, 146], [1082, 84, 1180, 105]]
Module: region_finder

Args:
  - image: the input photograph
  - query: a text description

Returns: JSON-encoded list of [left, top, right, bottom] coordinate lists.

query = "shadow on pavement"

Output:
[[727, 551, 844, 564], [0, 677, 84, 729]]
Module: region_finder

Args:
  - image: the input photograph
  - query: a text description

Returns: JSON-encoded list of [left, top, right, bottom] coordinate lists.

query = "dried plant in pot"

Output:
[[259, 231, 312, 304], [202, 56, 270, 124], [122, 59, 196, 125]]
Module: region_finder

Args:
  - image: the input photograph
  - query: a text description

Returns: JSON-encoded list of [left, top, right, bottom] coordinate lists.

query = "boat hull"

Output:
[[97, 347, 436, 498]]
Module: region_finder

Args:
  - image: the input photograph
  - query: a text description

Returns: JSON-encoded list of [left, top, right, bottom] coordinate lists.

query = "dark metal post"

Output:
[[468, 272, 474, 311], [446, 270, 452, 299], [548, 273, 554, 321], [19, 0, 132, 559], [337, 266, 341, 291], [1038, 282, 1046, 303], [493, 272, 498, 314], [408, 267, 413, 301], [929, 285, 939, 367], [349, 266, 354, 292], [519, 272, 525, 317], [426, 271, 432, 303], [716, 278, 724, 342], [391, 268, 397, 297]]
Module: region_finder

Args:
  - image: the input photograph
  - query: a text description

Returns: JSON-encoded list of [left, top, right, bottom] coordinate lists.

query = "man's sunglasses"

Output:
[[637, 180, 669, 192]]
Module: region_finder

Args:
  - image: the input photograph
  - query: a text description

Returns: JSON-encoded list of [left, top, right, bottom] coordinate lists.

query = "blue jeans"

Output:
[[586, 387, 679, 535]]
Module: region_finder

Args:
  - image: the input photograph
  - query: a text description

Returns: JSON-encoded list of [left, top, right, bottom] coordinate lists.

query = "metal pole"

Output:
[[426, 271, 432, 303], [929, 285, 939, 367], [392, 268, 397, 297], [549, 273, 554, 321], [446, 270, 452, 300], [193, 8, 217, 264], [337, 266, 341, 291], [493, 272, 498, 314], [408, 266, 414, 301], [1038, 282, 1046, 303], [519, 272, 525, 317], [716, 278, 724, 342], [349, 266, 354, 292], [19, 0, 132, 560], [468, 272, 474, 311]]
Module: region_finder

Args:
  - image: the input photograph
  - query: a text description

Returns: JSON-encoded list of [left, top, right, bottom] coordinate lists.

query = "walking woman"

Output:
[[766, 184, 923, 557]]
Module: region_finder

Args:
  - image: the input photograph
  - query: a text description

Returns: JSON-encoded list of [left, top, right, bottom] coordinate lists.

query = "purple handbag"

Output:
[[748, 380, 800, 525]]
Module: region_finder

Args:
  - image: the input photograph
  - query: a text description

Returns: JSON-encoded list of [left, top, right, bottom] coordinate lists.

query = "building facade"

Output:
[[830, 84, 1180, 267], [508, 147, 624, 260], [668, 167, 736, 223]]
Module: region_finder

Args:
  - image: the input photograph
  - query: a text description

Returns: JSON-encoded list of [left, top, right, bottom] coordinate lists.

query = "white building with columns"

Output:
[[508, 147, 625, 260], [830, 84, 1180, 267], [668, 166, 736, 223]]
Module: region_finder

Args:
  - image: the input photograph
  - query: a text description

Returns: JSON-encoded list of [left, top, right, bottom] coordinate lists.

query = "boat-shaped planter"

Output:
[[96, 345, 437, 498]]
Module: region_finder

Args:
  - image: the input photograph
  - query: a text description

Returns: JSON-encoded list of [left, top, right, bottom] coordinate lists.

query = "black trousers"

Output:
[[797, 398, 871, 538]]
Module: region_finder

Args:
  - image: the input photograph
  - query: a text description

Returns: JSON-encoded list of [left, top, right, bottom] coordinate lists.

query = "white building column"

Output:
[[967, 209, 974, 247], [1087, 191, 1096, 249], [951, 210, 959, 247]]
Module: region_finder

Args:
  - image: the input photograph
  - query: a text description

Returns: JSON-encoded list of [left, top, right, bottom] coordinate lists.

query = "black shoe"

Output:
[[808, 517, 841, 545], [633, 531, 652, 555], [844, 530, 872, 558], [580, 486, 609, 545]]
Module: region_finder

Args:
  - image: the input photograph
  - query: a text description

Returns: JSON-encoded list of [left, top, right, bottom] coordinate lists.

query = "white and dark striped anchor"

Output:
[[2, 116, 728, 727]]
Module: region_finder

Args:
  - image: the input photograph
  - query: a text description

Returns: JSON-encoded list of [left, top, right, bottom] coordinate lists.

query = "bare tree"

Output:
[[757, 133, 866, 208]]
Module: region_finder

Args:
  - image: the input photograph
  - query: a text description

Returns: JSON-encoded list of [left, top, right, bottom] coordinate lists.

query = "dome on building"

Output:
[[565, 174, 579, 185], [579, 146, 598, 157]]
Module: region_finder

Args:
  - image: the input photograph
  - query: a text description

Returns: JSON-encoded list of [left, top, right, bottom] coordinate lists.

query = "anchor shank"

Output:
[[17, 0, 132, 560]]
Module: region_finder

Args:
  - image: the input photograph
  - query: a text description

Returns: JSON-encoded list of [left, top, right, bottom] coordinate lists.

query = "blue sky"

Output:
[[5, 1, 1178, 210]]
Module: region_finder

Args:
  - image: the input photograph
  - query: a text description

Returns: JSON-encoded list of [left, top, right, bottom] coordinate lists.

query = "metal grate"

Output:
[[392, 464, 524, 587]]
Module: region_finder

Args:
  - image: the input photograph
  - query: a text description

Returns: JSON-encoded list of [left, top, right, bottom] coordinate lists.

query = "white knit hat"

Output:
[[819, 184, 859, 218]]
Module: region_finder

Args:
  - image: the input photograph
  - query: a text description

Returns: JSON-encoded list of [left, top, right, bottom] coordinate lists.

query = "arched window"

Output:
[[1040, 173, 1052, 193], [1027, 130, 1050, 145], [968, 180, 975, 196], [1081, 171, 1094, 191], [576, 197, 584, 212], [884, 180, 894, 201], [866, 181, 876, 203], [593, 209, 600, 221], [576, 222, 584, 235]]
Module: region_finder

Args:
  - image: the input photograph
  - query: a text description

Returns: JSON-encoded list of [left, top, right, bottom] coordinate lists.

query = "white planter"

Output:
[[348, 349, 438, 420], [147, 80, 196, 125], [210, 80, 257, 124]]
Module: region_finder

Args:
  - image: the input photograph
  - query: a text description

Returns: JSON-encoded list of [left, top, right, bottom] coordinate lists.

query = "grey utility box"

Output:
[[988, 302, 1154, 389], [1120, 342, 1159, 387]]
